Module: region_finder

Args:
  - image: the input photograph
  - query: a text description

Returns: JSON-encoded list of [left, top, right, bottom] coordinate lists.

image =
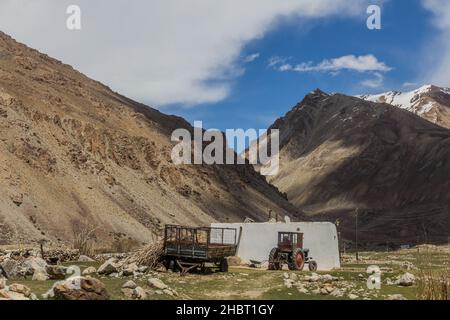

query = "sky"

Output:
[[0, 0, 449, 135]]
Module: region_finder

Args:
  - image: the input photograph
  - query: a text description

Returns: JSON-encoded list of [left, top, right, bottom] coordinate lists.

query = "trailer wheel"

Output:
[[288, 249, 305, 271], [308, 260, 318, 272], [220, 259, 229, 272], [169, 259, 176, 272], [268, 248, 281, 270]]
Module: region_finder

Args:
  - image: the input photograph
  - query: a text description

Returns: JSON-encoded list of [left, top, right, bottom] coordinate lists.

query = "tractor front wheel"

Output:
[[308, 260, 318, 272], [268, 248, 281, 270], [288, 249, 305, 271]]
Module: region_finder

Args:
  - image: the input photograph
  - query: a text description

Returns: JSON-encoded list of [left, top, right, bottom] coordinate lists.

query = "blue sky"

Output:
[[1, 0, 449, 136], [163, 0, 437, 131]]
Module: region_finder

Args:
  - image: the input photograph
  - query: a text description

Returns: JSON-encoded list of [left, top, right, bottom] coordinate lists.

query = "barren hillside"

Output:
[[0, 32, 300, 246], [255, 89, 450, 247]]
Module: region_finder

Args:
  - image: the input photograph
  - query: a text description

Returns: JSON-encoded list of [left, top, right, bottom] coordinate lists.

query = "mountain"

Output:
[[0, 32, 300, 246], [359, 85, 450, 129], [256, 89, 450, 247]]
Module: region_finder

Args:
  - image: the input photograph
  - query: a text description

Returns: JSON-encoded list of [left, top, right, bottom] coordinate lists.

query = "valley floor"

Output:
[[9, 245, 450, 300]]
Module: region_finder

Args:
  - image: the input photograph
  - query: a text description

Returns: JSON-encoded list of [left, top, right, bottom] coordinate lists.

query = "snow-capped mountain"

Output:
[[359, 85, 450, 128]]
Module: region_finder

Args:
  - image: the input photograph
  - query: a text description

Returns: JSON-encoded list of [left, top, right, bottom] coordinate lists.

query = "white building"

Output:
[[211, 221, 340, 271]]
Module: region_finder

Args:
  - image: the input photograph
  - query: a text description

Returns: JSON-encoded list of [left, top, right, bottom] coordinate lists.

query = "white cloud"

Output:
[[421, 0, 450, 87], [403, 82, 418, 88], [279, 64, 293, 72], [244, 53, 260, 63], [0, 0, 370, 106], [361, 72, 384, 88], [291, 55, 391, 73]]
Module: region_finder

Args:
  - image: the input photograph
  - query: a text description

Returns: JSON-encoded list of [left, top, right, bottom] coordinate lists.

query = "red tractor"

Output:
[[268, 232, 317, 271]]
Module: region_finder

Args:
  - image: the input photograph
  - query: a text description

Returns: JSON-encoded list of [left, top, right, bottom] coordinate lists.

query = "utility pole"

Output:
[[355, 209, 359, 262]]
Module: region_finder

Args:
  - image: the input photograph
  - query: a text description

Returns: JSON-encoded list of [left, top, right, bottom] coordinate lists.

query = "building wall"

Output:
[[211, 222, 340, 271]]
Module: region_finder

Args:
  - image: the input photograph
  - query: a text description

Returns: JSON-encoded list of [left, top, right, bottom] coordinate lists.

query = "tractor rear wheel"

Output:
[[268, 248, 281, 270], [288, 249, 305, 271]]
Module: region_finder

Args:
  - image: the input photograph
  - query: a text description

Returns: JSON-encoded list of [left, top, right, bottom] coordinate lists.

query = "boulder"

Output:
[[78, 255, 95, 262], [122, 263, 139, 276], [133, 287, 147, 300], [8, 283, 32, 297], [82, 266, 97, 276], [0, 259, 21, 279], [46, 265, 67, 280], [0, 278, 6, 289], [23, 257, 47, 275], [148, 277, 168, 290], [32, 269, 49, 281], [51, 276, 109, 300], [387, 294, 407, 300], [97, 258, 118, 275], [395, 273, 415, 287], [122, 280, 137, 289]]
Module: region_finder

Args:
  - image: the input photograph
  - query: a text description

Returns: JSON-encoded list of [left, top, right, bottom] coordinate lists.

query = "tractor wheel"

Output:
[[268, 248, 281, 270], [220, 259, 229, 272], [308, 260, 318, 272], [288, 249, 305, 271]]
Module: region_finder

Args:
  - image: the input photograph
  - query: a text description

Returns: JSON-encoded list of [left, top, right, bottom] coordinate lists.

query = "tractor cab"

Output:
[[268, 231, 317, 271], [278, 232, 303, 252]]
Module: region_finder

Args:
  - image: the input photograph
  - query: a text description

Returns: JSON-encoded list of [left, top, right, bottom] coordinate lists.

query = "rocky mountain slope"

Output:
[[257, 89, 450, 246], [0, 32, 299, 246], [359, 85, 450, 129]]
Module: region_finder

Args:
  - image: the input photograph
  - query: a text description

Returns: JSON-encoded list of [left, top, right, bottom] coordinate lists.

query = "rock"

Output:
[[163, 289, 174, 296], [122, 263, 139, 276], [0, 289, 29, 300], [387, 294, 407, 300], [0, 278, 6, 289], [122, 280, 137, 289], [8, 283, 31, 297], [51, 276, 109, 300], [148, 277, 168, 290], [133, 286, 147, 300], [11, 194, 23, 207], [121, 288, 134, 298], [46, 265, 66, 280], [78, 255, 95, 262], [283, 272, 289, 279], [0, 259, 20, 279], [298, 287, 309, 294], [348, 294, 359, 300], [23, 257, 48, 275], [321, 274, 334, 283], [32, 269, 49, 281], [395, 273, 415, 287], [97, 258, 118, 275], [82, 266, 97, 276], [308, 273, 320, 282], [330, 288, 344, 297], [290, 273, 298, 281]]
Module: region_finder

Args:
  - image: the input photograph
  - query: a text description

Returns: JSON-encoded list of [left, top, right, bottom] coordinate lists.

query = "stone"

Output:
[[0, 278, 6, 289], [122, 280, 137, 289], [395, 273, 415, 287], [226, 256, 242, 266], [148, 277, 168, 290], [321, 274, 334, 283], [308, 273, 320, 282], [8, 283, 31, 297], [163, 289, 174, 296], [121, 288, 134, 298], [52, 276, 109, 300], [82, 266, 97, 276], [348, 294, 359, 300], [122, 263, 139, 276], [0, 259, 20, 279], [133, 286, 147, 300], [0, 289, 29, 300], [78, 255, 95, 262], [23, 257, 47, 275], [46, 265, 66, 280], [330, 288, 344, 297], [32, 269, 49, 281], [290, 273, 298, 281], [97, 258, 118, 275]]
